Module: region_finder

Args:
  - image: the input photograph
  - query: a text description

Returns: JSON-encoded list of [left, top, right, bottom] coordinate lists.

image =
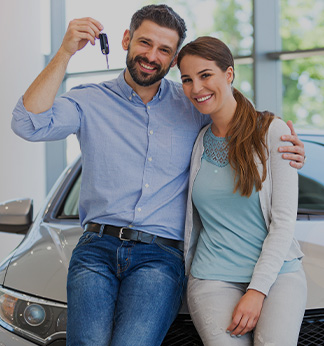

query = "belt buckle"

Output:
[[119, 227, 130, 241]]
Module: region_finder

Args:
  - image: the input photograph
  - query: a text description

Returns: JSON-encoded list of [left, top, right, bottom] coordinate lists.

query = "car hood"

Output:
[[2, 220, 82, 303]]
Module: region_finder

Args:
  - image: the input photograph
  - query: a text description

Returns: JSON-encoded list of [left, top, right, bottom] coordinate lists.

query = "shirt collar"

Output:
[[116, 69, 165, 105]]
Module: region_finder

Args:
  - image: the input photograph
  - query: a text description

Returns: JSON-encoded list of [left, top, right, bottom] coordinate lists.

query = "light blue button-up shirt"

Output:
[[12, 71, 210, 240]]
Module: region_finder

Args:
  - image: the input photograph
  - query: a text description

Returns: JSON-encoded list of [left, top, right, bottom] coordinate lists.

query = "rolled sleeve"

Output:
[[12, 96, 81, 142]]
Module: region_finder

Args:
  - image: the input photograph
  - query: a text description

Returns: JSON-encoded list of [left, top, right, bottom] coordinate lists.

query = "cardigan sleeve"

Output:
[[184, 125, 209, 275], [247, 118, 299, 296]]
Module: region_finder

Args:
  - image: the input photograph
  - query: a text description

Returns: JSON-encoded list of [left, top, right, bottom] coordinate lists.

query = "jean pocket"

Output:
[[75, 231, 97, 249], [155, 241, 184, 261]]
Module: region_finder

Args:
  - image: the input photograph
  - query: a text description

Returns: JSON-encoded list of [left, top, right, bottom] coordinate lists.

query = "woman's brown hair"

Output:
[[177, 36, 275, 197]]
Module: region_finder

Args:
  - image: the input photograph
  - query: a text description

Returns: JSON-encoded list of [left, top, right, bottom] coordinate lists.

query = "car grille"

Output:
[[161, 316, 202, 346], [298, 310, 324, 346], [46, 312, 324, 346], [161, 312, 324, 346], [48, 341, 66, 346]]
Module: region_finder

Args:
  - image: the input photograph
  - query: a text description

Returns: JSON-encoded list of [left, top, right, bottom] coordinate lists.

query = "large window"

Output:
[[280, 0, 324, 51], [65, 0, 143, 73], [64, 0, 253, 85], [63, 0, 254, 162], [50, 0, 324, 165], [279, 0, 324, 129], [282, 57, 324, 129]]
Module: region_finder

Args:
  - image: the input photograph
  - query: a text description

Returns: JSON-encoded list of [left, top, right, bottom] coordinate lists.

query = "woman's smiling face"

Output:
[[179, 54, 234, 117]]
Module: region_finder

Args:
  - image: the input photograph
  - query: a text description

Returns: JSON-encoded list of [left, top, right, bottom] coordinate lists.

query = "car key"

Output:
[[99, 33, 109, 69]]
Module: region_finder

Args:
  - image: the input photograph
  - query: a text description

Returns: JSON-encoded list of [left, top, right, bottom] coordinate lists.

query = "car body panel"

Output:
[[0, 325, 36, 346], [295, 219, 324, 309], [0, 160, 81, 303], [3, 222, 82, 302]]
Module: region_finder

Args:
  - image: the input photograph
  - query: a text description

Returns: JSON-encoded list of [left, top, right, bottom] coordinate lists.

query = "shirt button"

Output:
[[149, 130, 154, 135], [137, 208, 142, 212], [147, 106, 151, 110], [128, 224, 133, 228], [132, 93, 136, 97], [148, 157, 152, 162], [145, 184, 149, 188], [129, 96, 132, 100]]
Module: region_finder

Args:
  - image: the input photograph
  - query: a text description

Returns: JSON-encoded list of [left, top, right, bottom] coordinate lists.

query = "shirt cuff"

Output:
[[15, 96, 53, 130]]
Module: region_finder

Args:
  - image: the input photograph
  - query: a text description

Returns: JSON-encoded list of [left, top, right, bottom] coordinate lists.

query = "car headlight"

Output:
[[0, 286, 66, 345]]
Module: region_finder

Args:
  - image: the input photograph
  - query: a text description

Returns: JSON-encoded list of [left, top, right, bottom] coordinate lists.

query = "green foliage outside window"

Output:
[[65, 0, 323, 130], [145, 0, 324, 129], [281, 0, 324, 129], [145, 0, 254, 101]]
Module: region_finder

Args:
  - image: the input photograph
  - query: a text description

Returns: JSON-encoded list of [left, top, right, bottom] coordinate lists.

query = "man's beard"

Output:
[[126, 52, 173, 87]]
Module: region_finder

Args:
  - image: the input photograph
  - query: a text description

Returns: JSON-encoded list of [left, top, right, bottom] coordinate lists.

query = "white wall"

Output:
[[0, 0, 46, 259]]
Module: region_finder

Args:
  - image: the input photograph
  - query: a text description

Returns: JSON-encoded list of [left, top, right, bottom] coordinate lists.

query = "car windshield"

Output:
[[60, 174, 81, 218], [297, 137, 324, 213]]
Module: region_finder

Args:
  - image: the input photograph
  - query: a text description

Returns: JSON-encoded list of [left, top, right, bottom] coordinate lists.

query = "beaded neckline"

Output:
[[202, 127, 229, 167]]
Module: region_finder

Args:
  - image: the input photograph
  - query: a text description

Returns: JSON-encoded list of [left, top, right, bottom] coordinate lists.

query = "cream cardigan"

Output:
[[184, 118, 304, 296]]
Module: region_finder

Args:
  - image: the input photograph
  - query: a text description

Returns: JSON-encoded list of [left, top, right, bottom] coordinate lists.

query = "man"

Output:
[[12, 4, 305, 346]]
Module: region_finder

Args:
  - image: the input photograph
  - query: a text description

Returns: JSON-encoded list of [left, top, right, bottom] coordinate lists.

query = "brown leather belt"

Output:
[[84, 222, 184, 251]]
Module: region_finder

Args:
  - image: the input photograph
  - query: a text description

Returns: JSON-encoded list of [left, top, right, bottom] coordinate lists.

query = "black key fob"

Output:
[[99, 33, 109, 54]]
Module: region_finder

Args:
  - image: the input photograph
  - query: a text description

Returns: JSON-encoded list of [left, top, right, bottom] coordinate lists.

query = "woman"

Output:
[[177, 36, 307, 345]]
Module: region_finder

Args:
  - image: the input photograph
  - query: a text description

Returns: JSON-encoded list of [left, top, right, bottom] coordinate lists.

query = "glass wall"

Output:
[[280, 0, 324, 129], [54, 0, 324, 163], [63, 0, 254, 162], [280, 0, 324, 51], [282, 57, 324, 129], [65, 0, 253, 81]]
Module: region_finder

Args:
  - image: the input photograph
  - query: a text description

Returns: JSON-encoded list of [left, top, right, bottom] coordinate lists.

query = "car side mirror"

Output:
[[0, 198, 33, 234]]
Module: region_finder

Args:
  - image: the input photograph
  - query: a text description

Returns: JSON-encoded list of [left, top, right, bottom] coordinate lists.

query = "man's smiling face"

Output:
[[122, 20, 179, 87]]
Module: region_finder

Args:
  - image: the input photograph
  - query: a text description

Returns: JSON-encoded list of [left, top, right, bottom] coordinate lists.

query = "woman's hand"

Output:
[[226, 289, 266, 337]]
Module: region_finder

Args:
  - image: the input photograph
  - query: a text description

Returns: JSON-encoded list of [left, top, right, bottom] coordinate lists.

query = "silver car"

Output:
[[0, 132, 323, 346]]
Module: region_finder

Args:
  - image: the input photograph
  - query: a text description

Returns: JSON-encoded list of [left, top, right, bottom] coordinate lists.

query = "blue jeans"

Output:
[[66, 231, 185, 346]]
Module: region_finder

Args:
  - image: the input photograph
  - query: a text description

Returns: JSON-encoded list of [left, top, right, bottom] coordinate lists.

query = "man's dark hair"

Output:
[[130, 4, 187, 51]]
